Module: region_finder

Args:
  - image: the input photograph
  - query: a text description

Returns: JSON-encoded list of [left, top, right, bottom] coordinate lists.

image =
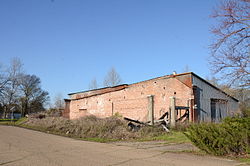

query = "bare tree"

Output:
[[0, 59, 49, 118], [53, 93, 65, 110], [206, 76, 220, 86], [103, 67, 122, 87], [0, 64, 8, 101], [19, 74, 49, 116], [183, 65, 191, 73], [89, 78, 98, 90], [0, 58, 23, 118], [209, 0, 250, 88]]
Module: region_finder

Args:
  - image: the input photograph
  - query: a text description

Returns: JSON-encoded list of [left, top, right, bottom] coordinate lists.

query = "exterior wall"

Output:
[[192, 75, 239, 122], [65, 72, 239, 122], [62, 100, 70, 118], [69, 76, 193, 121]]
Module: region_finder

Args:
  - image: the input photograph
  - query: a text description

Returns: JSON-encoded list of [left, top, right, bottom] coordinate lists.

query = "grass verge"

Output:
[[0, 116, 190, 144], [238, 157, 250, 164], [137, 131, 190, 144]]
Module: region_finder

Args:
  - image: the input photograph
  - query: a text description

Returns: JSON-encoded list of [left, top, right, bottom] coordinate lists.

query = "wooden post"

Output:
[[170, 96, 176, 127], [147, 95, 154, 125], [111, 102, 114, 116], [188, 99, 192, 122]]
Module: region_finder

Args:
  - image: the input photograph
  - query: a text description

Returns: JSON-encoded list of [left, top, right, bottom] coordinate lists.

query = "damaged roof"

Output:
[[68, 72, 238, 102]]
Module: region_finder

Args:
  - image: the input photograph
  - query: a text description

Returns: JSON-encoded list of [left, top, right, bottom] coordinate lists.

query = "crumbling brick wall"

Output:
[[68, 75, 193, 121]]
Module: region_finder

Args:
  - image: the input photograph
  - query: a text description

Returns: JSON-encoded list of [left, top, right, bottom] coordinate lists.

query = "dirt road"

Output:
[[0, 126, 245, 166]]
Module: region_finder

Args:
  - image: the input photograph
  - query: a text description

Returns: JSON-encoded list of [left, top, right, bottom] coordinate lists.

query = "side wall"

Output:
[[69, 77, 193, 121], [62, 100, 70, 119], [192, 75, 239, 122]]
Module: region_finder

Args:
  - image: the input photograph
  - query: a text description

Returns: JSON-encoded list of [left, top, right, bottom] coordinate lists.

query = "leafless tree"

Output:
[[183, 65, 191, 73], [103, 67, 122, 87], [0, 59, 49, 118], [0, 64, 8, 99], [53, 93, 65, 110], [19, 74, 49, 116], [0, 58, 23, 118], [89, 78, 98, 90], [209, 0, 250, 88]]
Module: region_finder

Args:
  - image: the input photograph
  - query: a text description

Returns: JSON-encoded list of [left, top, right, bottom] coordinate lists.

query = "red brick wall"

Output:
[[68, 76, 193, 121]]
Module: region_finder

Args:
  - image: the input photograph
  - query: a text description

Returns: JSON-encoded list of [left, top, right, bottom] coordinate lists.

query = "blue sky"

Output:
[[0, 0, 218, 102]]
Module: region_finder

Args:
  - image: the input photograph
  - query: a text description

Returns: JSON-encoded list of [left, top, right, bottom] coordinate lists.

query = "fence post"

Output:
[[111, 102, 114, 116], [170, 96, 176, 127], [147, 95, 154, 125]]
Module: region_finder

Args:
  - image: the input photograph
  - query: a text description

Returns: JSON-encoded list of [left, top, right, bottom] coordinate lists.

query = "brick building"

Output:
[[63, 72, 239, 122]]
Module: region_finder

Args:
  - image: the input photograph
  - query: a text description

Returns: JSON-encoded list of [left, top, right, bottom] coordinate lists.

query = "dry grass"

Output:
[[24, 115, 168, 141]]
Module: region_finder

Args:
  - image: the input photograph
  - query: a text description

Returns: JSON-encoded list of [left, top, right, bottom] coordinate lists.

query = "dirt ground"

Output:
[[110, 141, 199, 152], [0, 125, 247, 166]]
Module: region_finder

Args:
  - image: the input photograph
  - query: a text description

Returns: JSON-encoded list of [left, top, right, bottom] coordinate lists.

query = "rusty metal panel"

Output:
[[175, 74, 192, 88]]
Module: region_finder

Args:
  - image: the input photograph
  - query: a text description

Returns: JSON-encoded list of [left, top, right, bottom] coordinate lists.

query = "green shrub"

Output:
[[185, 117, 250, 156], [241, 106, 250, 118]]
